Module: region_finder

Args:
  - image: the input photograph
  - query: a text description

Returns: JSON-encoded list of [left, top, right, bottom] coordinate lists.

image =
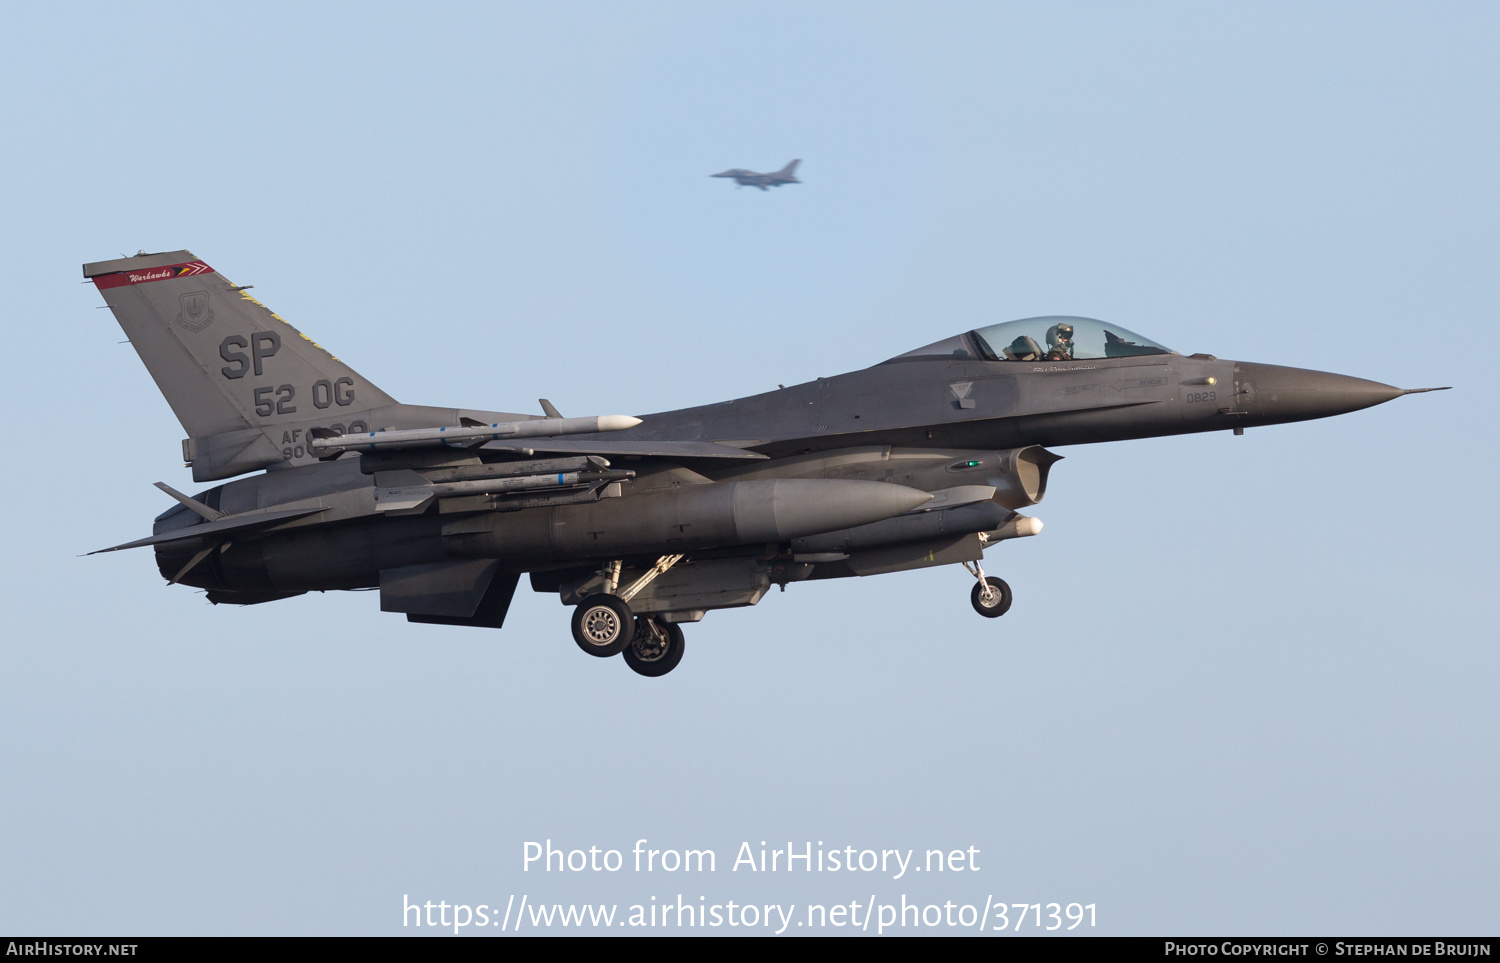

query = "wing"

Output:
[[91, 507, 327, 554]]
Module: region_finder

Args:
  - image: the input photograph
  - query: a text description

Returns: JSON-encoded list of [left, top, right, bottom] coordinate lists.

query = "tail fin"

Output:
[[85, 251, 397, 439], [779, 159, 801, 177]]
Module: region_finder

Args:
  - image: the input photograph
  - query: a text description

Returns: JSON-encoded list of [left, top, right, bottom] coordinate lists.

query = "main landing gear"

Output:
[[963, 559, 1012, 618], [624, 617, 685, 677], [571, 594, 634, 656], [568, 556, 688, 676]]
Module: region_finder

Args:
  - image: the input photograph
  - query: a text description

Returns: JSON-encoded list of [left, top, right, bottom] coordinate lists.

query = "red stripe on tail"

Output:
[[93, 261, 215, 289]]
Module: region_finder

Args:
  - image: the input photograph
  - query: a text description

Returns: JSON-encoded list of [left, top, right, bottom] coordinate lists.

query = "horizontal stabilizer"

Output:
[[92, 507, 326, 554]]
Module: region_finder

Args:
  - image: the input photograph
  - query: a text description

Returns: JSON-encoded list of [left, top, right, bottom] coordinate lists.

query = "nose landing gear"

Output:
[[963, 560, 1012, 618]]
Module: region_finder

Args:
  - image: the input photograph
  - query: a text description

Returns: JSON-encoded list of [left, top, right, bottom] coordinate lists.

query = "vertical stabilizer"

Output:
[[85, 251, 397, 439]]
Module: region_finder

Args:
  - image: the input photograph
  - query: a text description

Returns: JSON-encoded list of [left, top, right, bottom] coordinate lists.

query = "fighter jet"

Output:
[[86, 251, 1446, 677], [711, 159, 801, 190]]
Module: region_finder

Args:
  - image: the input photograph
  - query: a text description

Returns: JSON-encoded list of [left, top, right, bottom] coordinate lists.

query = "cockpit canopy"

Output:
[[891, 316, 1175, 363]]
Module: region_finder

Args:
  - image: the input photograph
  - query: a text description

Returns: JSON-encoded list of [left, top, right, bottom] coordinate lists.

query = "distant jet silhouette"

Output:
[[711, 159, 801, 191]]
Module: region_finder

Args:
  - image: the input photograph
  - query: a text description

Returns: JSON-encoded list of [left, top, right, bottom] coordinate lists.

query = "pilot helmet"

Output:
[[1046, 322, 1075, 348]]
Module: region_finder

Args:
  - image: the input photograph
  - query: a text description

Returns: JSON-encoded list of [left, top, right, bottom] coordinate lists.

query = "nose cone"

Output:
[[1234, 362, 1403, 425]]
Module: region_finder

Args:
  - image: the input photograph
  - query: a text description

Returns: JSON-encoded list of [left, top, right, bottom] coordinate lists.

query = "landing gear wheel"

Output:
[[623, 618, 685, 677], [970, 576, 1012, 618], [571, 594, 634, 657]]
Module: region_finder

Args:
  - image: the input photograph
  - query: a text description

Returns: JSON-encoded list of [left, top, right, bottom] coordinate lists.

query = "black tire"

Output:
[[571, 594, 634, 657], [623, 619, 685, 677], [970, 576, 1012, 618]]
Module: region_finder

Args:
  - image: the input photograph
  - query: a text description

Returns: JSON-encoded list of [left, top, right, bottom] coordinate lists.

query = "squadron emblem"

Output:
[[175, 291, 215, 332]]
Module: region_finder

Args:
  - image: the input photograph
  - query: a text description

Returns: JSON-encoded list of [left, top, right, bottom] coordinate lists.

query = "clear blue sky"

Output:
[[1, 1, 1495, 935]]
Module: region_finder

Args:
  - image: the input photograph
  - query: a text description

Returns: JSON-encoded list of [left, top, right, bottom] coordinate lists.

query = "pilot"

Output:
[[1044, 322, 1075, 361]]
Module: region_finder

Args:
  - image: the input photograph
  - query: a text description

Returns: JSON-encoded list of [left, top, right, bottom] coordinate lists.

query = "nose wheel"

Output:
[[963, 561, 1012, 618], [624, 618, 686, 677]]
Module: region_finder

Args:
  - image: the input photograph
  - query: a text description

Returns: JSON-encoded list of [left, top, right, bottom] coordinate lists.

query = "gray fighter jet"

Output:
[[711, 159, 801, 190], [87, 251, 1446, 677]]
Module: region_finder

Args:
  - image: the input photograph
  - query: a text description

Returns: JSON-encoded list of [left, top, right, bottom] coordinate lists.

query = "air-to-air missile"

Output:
[[86, 251, 1446, 677]]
